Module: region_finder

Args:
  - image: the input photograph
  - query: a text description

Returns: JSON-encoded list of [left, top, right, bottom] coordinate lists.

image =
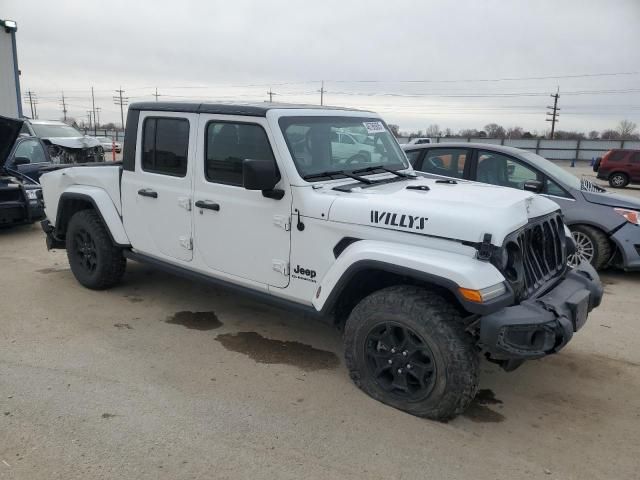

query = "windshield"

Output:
[[279, 116, 409, 180], [519, 150, 582, 190], [31, 123, 83, 138]]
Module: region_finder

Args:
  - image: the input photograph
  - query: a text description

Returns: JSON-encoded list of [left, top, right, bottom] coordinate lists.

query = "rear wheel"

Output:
[[568, 225, 612, 270], [344, 286, 478, 421], [66, 210, 126, 289], [609, 172, 629, 188]]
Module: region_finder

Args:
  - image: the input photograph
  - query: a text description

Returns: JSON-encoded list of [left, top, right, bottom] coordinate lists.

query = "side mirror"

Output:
[[13, 156, 30, 166], [243, 159, 283, 199], [523, 179, 543, 193]]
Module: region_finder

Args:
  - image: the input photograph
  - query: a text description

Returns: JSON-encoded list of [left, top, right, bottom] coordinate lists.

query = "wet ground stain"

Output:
[[166, 311, 222, 331], [37, 267, 69, 274], [114, 323, 133, 330], [125, 296, 144, 303], [215, 331, 340, 371], [462, 389, 505, 423], [101, 413, 117, 419]]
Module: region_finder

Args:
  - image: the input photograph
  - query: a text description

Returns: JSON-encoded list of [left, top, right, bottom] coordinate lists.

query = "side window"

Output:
[[141, 117, 189, 177], [13, 139, 47, 164], [404, 150, 422, 167], [476, 151, 540, 188], [340, 134, 355, 145], [205, 122, 275, 186], [608, 151, 626, 162], [421, 148, 468, 179], [545, 179, 570, 198]]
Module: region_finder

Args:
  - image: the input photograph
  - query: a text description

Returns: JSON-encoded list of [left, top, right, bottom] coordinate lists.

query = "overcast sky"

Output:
[[3, 0, 640, 133]]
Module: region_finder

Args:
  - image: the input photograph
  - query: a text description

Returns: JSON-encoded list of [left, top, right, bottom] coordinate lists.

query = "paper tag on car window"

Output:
[[363, 121, 386, 134]]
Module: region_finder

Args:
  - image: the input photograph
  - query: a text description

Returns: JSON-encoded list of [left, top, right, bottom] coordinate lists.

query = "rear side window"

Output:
[[142, 117, 190, 177], [608, 151, 626, 162], [205, 122, 275, 186], [421, 148, 468, 179]]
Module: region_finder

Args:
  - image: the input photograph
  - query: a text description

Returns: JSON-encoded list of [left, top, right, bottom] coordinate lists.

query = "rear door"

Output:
[[192, 115, 291, 288], [121, 112, 197, 262]]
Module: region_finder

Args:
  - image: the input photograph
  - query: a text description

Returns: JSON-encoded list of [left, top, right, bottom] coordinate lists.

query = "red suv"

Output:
[[595, 149, 640, 188]]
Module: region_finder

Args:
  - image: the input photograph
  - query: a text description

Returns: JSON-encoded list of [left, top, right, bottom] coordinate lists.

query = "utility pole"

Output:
[[60, 91, 68, 121], [546, 87, 560, 139], [95, 107, 102, 128], [267, 88, 277, 103], [113, 87, 128, 130], [24, 90, 37, 118], [91, 86, 97, 135], [153, 87, 160, 101], [318, 81, 325, 106], [86, 110, 93, 129]]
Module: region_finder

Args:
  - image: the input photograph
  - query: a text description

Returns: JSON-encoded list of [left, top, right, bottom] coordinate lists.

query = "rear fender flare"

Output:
[[56, 187, 130, 246]]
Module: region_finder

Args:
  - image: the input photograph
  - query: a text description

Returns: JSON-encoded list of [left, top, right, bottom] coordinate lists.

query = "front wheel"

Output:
[[568, 225, 612, 270], [66, 210, 126, 290], [344, 286, 478, 421]]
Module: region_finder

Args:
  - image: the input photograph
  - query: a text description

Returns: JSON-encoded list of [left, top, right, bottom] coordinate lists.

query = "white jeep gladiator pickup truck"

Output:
[[39, 102, 603, 420]]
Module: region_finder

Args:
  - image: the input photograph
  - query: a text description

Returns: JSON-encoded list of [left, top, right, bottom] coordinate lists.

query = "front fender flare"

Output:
[[314, 240, 508, 314], [57, 186, 130, 246]]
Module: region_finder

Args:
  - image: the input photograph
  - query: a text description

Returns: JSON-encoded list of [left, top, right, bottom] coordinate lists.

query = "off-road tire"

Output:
[[66, 210, 126, 290], [569, 224, 612, 270], [609, 172, 629, 188], [344, 285, 479, 421]]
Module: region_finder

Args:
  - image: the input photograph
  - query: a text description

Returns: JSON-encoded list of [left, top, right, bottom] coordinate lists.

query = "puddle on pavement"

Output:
[[215, 331, 340, 371], [462, 389, 505, 423], [114, 323, 133, 330], [166, 311, 222, 331]]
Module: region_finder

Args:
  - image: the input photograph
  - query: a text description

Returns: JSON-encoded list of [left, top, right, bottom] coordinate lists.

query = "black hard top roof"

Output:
[[129, 101, 370, 117]]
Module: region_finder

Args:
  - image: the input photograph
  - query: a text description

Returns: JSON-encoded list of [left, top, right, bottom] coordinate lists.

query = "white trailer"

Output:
[[0, 19, 21, 118]]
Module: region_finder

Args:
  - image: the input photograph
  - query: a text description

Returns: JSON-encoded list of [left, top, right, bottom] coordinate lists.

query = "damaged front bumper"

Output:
[[478, 262, 603, 362]]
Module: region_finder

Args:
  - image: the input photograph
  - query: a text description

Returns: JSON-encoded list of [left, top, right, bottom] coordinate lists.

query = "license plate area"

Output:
[[567, 290, 590, 331]]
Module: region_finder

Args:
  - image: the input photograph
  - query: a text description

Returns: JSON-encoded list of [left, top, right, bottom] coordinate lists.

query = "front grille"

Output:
[[0, 187, 23, 202], [503, 213, 567, 300]]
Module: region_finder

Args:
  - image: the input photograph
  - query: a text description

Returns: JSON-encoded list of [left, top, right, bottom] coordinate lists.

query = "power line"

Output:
[[546, 87, 560, 139]]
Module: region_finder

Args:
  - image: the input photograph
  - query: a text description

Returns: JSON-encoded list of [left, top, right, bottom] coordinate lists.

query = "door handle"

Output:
[[195, 200, 220, 211], [138, 188, 158, 198]]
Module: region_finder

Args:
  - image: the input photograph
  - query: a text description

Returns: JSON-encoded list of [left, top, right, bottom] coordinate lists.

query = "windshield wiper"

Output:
[[352, 165, 415, 178], [303, 170, 374, 184]]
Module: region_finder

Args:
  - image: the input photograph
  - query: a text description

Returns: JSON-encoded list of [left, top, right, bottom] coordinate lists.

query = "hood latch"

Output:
[[477, 233, 493, 261]]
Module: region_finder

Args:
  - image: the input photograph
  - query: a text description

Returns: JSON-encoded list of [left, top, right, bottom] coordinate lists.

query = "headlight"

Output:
[[458, 282, 507, 303], [614, 208, 640, 225], [25, 189, 40, 200]]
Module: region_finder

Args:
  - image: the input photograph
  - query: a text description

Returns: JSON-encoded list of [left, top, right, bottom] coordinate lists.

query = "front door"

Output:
[[192, 116, 291, 288], [630, 151, 640, 182], [121, 112, 197, 262]]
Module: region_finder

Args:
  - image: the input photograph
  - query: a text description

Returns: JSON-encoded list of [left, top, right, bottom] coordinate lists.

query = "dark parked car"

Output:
[[594, 149, 640, 188], [0, 115, 46, 227], [403, 142, 640, 271]]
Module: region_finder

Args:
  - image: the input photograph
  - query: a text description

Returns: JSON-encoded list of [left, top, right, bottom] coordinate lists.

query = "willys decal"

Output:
[[371, 210, 428, 230]]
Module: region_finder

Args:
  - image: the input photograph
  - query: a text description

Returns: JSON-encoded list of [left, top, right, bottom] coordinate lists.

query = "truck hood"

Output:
[[0, 115, 23, 165], [44, 136, 100, 149], [326, 177, 559, 246], [581, 190, 640, 210]]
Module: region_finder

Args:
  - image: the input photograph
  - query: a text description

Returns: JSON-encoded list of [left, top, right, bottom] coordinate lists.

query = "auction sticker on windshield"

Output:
[[363, 121, 386, 134]]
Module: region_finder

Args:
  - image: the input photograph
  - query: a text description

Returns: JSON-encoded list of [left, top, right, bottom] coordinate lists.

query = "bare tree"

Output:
[[506, 126, 524, 139], [425, 124, 440, 137], [484, 123, 506, 138], [601, 129, 621, 140], [443, 128, 453, 137], [458, 128, 478, 137], [617, 119, 638, 139], [387, 124, 400, 137], [588, 130, 599, 140]]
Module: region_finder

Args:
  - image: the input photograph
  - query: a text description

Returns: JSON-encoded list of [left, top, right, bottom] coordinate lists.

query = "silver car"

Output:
[[403, 142, 640, 271]]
